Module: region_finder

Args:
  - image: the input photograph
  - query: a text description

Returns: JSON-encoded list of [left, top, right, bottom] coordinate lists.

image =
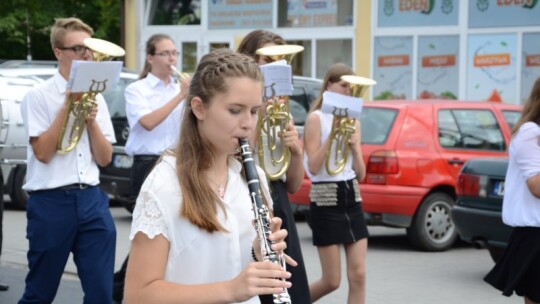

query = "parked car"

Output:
[[0, 60, 138, 209], [288, 100, 522, 251], [99, 75, 323, 212], [452, 157, 512, 261]]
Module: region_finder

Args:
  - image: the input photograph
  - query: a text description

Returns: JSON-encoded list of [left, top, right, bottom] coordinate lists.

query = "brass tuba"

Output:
[[255, 44, 303, 180], [325, 75, 376, 175], [57, 38, 125, 153]]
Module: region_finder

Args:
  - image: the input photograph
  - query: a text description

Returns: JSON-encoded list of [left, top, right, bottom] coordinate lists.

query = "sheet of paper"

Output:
[[67, 60, 122, 93], [260, 60, 293, 97], [321, 91, 363, 120]]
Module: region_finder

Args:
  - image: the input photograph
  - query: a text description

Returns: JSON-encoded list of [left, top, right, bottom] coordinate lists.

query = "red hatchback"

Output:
[[290, 100, 522, 251]]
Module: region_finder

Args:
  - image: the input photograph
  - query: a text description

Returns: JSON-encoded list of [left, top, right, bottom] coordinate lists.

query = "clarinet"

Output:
[[238, 138, 292, 304]]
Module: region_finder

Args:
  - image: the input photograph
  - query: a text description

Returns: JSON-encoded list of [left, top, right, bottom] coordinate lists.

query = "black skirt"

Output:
[[309, 179, 369, 246], [484, 226, 540, 302]]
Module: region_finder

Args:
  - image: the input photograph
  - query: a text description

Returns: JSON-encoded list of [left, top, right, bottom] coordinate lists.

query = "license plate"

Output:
[[113, 154, 133, 169], [493, 181, 505, 196]]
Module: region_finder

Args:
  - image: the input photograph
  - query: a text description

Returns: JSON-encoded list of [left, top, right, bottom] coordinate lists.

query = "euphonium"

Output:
[[255, 44, 304, 180], [57, 38, 125, 153], [325, 75, 376, 175]]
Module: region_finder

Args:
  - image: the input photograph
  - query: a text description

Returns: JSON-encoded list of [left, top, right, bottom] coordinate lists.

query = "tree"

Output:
[[0, 0, 121, 60]]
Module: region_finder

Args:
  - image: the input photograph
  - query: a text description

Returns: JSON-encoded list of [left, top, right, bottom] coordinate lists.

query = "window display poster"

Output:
[[287, 0, 338, 27], [522, 33, 540, 104], [373, 36, 413, 100], [467, 34, 517, 104], [417, 35, 459, 100], [378, 0, 458, 27], [208, 0, 272, 29], [469, 0, 540, 28]]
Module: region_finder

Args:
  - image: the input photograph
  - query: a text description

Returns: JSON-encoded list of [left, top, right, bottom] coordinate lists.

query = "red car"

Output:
[[289, 100, 522, 251]]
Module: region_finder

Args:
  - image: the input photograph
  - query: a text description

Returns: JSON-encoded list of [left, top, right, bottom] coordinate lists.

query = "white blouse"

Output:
[[130, 153, 272, 304]]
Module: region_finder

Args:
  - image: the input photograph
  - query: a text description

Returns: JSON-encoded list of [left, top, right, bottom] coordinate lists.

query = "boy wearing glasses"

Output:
[[112, 33, 190, 303], [18, 17, 117, 303]]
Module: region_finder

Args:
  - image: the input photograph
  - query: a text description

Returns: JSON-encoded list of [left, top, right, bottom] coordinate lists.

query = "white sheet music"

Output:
[[259, 60, 293, 97], [67, 60, 122, 93], [321, 91, 363, 120]]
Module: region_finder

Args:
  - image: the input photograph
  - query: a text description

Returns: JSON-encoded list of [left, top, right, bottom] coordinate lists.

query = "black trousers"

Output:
[[0, 196, 3, 257], [114, 155, 159, 302]]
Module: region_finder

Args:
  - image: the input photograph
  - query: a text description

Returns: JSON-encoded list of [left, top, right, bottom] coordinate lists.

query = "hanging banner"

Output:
[[373, 36, 413, 100], [208, 0, 273, 29], [417, 35, 459, 100], [378, 0, 458, 27], [467, 34, 517, 104]]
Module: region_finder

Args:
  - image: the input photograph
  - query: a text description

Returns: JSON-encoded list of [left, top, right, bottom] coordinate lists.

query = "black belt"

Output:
[[55, 183, 93, 190], [133, 155, 160, 162], [28, 183, 94, 195]]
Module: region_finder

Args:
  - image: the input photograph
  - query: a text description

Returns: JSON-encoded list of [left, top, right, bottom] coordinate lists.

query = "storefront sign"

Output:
[[208, 0, 273, 29], [417, 35, 459, 100], [522, 33, 540, 103], [373, 36, 413, 100], [469, 0, 540, 28], [467, 34, 517, 104], [378, 0, 458, 27], [287, 0, 338, 27]]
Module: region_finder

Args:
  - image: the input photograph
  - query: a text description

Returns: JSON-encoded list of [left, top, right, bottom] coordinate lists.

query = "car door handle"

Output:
[[448, 159, 465, 165]]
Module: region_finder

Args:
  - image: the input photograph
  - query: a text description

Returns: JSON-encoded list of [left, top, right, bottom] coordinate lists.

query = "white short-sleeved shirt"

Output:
[[20, 71, 116, 191], [124, 73, 184, 156], [130, 154, 272, 304], [303, 110, 356, 182], [502, 122, 540, 227]]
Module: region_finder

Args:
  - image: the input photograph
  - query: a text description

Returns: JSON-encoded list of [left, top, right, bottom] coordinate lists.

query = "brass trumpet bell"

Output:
[[325, 75, 376, 175], [83, 38, 126, 61], [256, 44, 304, 63], [57, 38, 125, 153], [255, 44, 303, 180]]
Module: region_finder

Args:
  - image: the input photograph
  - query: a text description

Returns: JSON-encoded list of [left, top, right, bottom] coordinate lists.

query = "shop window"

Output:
[[148, 0, 201, 25], [277, 0, 353, 28], [287, 40, 312, 77], [182, 42, 197, 73], [316, 39, 352, 79]]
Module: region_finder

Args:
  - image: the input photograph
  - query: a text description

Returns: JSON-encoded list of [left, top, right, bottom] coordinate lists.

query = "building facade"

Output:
[[125, 0, 540, 104]]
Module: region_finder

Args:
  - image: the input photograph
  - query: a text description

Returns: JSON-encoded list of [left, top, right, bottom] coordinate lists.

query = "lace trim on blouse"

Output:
[[130, 190, 170, 241]]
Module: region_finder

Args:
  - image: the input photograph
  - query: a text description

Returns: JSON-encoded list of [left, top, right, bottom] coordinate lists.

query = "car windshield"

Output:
[[360, 107, 398, 144]]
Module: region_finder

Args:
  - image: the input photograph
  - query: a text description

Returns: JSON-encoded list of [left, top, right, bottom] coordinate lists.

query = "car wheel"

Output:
[[9, 166, 28, 210], [406, 192, 458, 251], [488, 246, 505, 263]]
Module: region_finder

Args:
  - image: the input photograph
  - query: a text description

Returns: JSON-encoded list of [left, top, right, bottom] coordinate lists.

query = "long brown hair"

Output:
[[512, 76, 540, 136], [310, 63, 355, 112], [237, 29, 286, 62], [175, 48, 263, 233], [139, 34, 174, 79]]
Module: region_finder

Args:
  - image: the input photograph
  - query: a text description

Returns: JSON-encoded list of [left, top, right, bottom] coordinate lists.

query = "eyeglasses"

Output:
[[153, 50, 180, 57], [58, 45, 90, 56]]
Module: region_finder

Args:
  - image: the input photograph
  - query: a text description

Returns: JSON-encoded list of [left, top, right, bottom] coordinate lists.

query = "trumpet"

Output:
[[255, 44, 303, 180], [170, 65, 190, 85], [57, 38, 125, 153], [325, 75, 376, 175]]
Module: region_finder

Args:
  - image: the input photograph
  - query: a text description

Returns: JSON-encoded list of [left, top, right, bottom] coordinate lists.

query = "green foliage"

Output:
[[0, 0, 121, 60]]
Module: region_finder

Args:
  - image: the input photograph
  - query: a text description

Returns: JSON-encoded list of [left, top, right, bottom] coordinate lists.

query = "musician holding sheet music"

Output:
[[303, 63, 369, 304], [18, 17, 117, 304]]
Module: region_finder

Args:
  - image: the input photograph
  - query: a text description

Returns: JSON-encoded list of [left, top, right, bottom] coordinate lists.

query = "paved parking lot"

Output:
[[0, 203, 521, 303]]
